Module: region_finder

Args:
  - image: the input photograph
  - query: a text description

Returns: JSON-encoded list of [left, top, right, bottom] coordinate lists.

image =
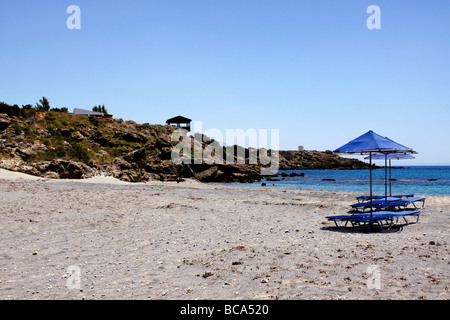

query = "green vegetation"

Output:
[[88, 115, 100, 127], [1, 98, 66, 116], [0, 102, 32, 117], [0, 98, 171, 166], [35, 96, 51, 112], [50, 107, 69, 113], [92, 105, 108, 114]]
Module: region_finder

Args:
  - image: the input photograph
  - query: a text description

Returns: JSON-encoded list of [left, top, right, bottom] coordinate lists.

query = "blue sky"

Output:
[[1, 0, 449, 165]]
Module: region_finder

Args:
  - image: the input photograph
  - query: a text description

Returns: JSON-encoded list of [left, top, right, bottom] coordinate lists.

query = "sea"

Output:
[[229, 166, 450, 196]]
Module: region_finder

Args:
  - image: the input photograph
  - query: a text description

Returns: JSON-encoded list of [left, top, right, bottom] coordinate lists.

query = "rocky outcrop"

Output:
[[0, 111, 371, 183], [46, 159, 95, 179], [189, 164, 261, 183], [0, 114, 11, 130], [0, 158, 96, 179], [279, 150, 371, 170]]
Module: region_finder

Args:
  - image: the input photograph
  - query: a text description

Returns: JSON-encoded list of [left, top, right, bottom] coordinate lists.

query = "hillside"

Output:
[[0, 106, 370, 183], [279, 150, 371, 170]]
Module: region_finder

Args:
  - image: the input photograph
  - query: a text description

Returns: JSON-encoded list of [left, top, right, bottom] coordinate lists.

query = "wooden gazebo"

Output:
[[166, 115, 192, 132]]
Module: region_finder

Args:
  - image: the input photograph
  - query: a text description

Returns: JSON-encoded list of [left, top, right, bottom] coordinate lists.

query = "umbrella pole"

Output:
[[385, 154, 388, 203], [370, 152, 373, 218], [389, 159, 392, 197]]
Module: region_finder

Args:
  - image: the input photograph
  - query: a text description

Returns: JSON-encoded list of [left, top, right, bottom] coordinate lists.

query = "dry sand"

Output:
[[0, 169, 448, 300]]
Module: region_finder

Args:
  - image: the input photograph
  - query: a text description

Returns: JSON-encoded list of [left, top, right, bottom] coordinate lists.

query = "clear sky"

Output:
[[1, 0, 449, 165]]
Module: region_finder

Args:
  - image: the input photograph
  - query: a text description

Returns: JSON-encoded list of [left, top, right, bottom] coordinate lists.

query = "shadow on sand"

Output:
[[321, 224, 406, 234]]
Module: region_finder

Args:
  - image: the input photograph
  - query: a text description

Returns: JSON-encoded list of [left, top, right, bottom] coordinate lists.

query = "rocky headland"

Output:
[[0, 106, 370, 183]]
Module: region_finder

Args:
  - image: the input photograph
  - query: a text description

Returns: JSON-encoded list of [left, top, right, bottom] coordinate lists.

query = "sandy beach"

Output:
[[0, 168, 448, 300]]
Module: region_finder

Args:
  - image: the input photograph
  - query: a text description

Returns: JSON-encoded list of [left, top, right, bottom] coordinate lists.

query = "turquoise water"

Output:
[[230, 166, 450, 196]]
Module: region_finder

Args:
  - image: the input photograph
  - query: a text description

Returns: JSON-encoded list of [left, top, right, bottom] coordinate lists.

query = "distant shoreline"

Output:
[[228, 167, 450, 196]]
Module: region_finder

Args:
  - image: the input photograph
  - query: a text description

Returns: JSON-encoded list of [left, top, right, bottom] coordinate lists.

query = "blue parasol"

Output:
[[334, 131, 415, 216]]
